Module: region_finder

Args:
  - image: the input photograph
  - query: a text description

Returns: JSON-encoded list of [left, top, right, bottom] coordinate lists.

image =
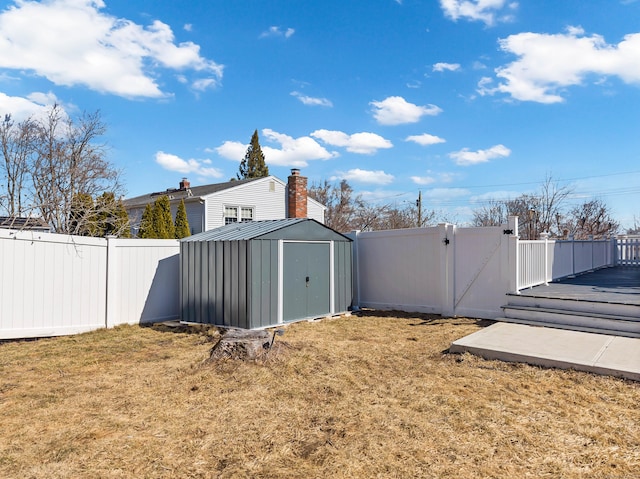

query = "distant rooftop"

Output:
[[123, 177, 261, 208], [0, 216, 50, 232]]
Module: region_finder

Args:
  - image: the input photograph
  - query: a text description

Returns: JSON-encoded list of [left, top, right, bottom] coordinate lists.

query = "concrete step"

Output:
[[496, 315, 640, 339], [505, 292, 640, 318], [503, 304, 640, 333]]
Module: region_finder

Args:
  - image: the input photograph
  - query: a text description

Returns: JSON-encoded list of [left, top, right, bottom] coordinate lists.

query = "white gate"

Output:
[[349, 218, 517, 319]]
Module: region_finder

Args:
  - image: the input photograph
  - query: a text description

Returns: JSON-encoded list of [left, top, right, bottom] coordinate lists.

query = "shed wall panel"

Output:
[[333, 241, 353, 313]]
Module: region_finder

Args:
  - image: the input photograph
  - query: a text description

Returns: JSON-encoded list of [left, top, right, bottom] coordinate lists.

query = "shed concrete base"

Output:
[[450, 322, 640, 382]]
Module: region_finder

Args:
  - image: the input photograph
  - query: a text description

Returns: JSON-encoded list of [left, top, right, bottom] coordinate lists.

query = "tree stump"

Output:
[[209, 329, 274, 361]]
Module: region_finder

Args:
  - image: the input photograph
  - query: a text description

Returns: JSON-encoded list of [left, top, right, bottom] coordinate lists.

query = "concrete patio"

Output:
[[450, 321, 640, 381], [451, 267, 640, 381]]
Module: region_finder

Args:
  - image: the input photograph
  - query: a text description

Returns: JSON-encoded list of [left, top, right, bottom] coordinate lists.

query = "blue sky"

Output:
[[1, 0, 639, 228]]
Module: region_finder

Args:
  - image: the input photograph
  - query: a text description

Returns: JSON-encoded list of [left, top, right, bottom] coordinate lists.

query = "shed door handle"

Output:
[[306, 276, 310, 284]]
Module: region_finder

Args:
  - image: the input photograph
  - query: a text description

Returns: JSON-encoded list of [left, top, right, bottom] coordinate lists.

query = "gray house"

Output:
[[180, 218, 353, 329], [124, 169, 325, 236]]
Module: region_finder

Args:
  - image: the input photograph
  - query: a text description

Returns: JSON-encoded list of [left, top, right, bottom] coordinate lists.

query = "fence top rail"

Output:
[[0, 228, 107, 246], [353, 226, 441, 239]]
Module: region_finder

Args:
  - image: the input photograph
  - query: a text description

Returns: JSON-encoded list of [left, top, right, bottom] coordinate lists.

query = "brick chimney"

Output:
[[179, 178, 190, 190], [287, 168, 307, 218]]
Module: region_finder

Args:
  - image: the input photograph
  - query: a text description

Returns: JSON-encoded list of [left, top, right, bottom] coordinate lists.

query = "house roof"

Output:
[[0, 216, 50, 232], [123, 177, 261, 208], [123, 175, 326, 211], [181, 218, 350, 242]]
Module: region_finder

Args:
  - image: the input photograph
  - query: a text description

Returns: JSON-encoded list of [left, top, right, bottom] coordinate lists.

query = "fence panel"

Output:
[[549, 241, 574, 279], [518, 240, 547, 289], [0, 230, 180, 339], [352, 222, 512, 319], [453, 226, 510, 318], [107, 239, 180, 327], [353, 227, 443, 313], [617, 238, 640, 266], [0, 230, 107, 339]]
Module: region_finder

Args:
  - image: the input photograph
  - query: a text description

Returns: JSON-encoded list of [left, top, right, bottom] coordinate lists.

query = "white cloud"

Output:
[[215, 129, 338, 168], [482, 27, 640, 103], [331, 169, 395, 185], [370, 96, 442, 125], [440, 0, 517, 26], [183, 23, 192, 32], [192, 78, 217, 91], [214, 141, 247, 162], [411, 176, 437, 185], [449, 144, 511, 166], [311, 129, 393, 154], [0, 0, 223, 98], [433, 62, 461, 72], [259, 26, 295, 39], [155, 151, 224, 178], [0, 91, 63, 123], [405, 133, 446, 146], [290, 91, 333, 107], [411, 171, 457, 185]]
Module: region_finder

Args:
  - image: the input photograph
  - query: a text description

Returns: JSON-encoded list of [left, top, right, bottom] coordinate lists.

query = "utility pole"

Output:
[[416, 190, 422, 227]]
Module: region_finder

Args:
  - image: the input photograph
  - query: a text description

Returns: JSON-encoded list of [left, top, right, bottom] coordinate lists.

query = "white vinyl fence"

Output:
[[348, 217, 519, 319], [0, 229, 179, 339], [2, 219, 637, 340], [616, 237, 640, 266], [517, 236, 614, 290]]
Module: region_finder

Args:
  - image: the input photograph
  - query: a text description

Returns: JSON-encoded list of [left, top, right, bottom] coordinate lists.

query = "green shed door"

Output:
[[283, 242, 331, 322]]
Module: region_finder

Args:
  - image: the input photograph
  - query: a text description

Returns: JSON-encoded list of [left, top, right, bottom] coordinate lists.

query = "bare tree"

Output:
[[472, 199, 509, 227], [309, 179, 360, 232], [564, 199, 619, 239], [471, 175, 573, 239], [628, 216, 640, 235], [30, 105, 122, 233], [309, 179, 438, 232], [0, 114, 38, 216]]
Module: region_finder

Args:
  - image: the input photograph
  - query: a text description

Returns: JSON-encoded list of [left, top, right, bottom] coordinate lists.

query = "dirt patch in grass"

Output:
[[1, 312, 638, 478]]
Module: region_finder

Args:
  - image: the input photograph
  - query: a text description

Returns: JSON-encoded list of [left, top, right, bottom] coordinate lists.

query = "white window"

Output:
[[224, 206, 238, 225], [224, 206, 254, 224], [241, 207, 254, 222]]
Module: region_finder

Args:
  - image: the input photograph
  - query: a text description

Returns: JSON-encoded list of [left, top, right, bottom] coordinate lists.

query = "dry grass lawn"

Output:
[[1, 312, 639, 478]]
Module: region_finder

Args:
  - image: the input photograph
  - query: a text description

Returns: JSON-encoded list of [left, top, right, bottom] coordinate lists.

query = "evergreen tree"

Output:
[[114, 198, 131, 238], [93, 192, 131, 238], [237, 129, 269, 179], [69, 193, 97, 236], [138, 203, 155, 238], [152, 195, 175, 239], [174, 199, 190, 239]]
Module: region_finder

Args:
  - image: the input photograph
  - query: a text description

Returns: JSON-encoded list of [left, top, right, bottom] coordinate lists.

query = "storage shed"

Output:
[[180, 218, 352, 329]]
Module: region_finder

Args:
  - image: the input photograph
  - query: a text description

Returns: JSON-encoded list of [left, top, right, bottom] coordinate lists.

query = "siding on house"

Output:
[[307, 198, 325, 224], [126, 174, 326, 237], [205, 178, 284, 230]]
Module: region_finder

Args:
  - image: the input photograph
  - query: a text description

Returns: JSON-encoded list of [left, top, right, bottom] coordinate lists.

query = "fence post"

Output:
[[540, 232, 549, 284], [439, 223, 455, 316], [105, 236, 118, 328], [507, 216, 520, 294], [346, 230, 360, 309], [569, 234, 575, 276]]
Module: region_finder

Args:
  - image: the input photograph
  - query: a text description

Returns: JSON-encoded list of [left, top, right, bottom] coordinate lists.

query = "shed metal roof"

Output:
[[181, 218, 311, 242]]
